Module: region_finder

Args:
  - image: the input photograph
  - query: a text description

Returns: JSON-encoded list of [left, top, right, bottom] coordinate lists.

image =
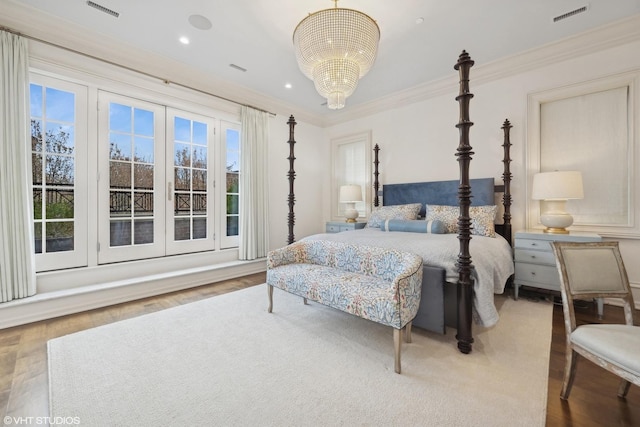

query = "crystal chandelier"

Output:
[[293, 0, 380, 110]]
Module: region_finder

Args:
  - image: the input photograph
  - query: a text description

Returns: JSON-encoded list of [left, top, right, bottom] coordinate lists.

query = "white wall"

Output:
[[322, 32, 640, 301], [267, 115, 327, 248]]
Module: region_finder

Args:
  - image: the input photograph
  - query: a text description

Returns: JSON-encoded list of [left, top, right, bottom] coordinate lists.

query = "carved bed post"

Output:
[[373, 144, 380, 207], [501, 119, 513, 244], [454, 50, 475, 354], [287, 115, 297, 245]]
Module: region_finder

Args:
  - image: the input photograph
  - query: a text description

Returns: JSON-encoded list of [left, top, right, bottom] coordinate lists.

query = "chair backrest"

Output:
[[551, 241, 635, 332]]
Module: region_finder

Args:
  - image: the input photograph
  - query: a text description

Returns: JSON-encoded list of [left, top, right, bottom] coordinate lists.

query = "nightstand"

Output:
[[325, 221, 366, 233], [514, 230, 602, 311]]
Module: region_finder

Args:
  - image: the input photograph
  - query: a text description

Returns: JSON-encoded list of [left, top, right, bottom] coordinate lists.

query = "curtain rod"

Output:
[[0, 26, 276, 117]]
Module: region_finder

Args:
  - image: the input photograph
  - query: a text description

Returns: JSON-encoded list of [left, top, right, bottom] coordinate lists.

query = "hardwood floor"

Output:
[[1, 273, 638, 426]]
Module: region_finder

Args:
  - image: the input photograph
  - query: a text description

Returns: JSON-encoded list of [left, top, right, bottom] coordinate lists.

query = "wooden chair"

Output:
[[551, 241, 640, 399]]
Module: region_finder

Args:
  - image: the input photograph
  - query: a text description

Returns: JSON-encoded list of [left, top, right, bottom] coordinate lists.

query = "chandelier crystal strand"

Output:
[[293, 2, 380, 110]]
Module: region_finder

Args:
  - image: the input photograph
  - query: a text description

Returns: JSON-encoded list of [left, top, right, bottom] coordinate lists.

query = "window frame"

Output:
[[165, 107, 217, 255], [28, 60, 242, 274], [97, 91, 167, 264], [30, 74, 89, 272], [526, 70, 640, 238], [220, 121, 241, 249], [330, 131, 372, 222]]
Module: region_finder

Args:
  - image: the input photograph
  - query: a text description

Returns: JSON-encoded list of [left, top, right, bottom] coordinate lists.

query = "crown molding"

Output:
[[324, 14, 640, 127], [0, 0, 326, 127], [3, 0, 639, 128]]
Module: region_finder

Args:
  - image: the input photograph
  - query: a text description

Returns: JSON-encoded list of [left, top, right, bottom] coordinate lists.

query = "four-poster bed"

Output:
[[284, 51, 514, 353]]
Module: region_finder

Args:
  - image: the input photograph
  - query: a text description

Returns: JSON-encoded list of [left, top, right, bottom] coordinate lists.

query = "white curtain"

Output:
[[239, 106, 270, 260], [0, 31, 36, 302]]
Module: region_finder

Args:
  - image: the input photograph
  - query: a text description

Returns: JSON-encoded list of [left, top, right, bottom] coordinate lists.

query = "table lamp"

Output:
[[532, 171, 584, 234], [339, 185, 363, 223]]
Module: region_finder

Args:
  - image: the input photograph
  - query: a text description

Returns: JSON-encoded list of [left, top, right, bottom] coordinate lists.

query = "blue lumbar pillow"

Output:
[[382, 219, 446, 234]]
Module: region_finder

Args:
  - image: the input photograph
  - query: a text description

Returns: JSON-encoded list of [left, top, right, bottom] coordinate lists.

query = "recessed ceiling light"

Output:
[[188, 14, 212, 30], [179, 36, 190, 45], [285, 83, 292, 89]]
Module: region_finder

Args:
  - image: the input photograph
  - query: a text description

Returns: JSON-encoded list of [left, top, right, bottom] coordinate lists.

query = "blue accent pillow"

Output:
[[381, 219, 446, 234]]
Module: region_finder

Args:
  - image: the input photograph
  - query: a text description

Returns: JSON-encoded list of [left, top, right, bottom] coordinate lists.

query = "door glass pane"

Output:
[[134, 219, 153, 244], [34, 223, 43, 254], [172, 116, 209, 242], [29, 83, 77, 254], [134, 164, 154, 189], [226, 128, 240, 237], [46, 221, 74, 252], [109, 103, 132, 133], [108, 102, 155, 247], [110, 220, 131, 246]]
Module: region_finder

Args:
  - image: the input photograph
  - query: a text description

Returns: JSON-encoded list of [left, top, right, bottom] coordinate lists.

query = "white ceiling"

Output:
[[5, 0, 640, 120]]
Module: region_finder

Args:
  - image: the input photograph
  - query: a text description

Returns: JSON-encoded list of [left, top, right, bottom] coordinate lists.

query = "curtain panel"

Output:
[[0, 31, 36, 302], [239, 106, 270, 260]]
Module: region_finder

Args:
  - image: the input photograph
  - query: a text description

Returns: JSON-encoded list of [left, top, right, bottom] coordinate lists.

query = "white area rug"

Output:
[[48, 285, 552, 426]]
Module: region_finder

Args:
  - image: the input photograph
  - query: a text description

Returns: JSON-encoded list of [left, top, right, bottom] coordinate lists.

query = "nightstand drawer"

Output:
[[514, 248, 556, 265], [325, 221, 366, 233], [326, 224, 342, 233], [515, 238, 553, 251], [515, 263, 560, 287]]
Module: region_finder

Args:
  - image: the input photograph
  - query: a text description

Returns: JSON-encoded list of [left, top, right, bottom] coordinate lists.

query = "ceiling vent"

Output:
[[552, 5, 589, 23], [86, 1, 120, 18], [229, 64, 247, 72]]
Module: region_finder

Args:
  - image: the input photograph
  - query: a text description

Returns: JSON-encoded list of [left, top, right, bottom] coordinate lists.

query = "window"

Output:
[[221, 122, 240, 249], [527, 71, 640, 237], [29, 73, 241, 272], [166, 108, 216, 255], [29, 77, 88, 272], [331, 132, 372, 221], [98, 92, 166, 263]]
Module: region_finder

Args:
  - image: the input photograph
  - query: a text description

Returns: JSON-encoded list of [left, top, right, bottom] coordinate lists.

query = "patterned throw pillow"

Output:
[[425, 205, 497, 237], [365, 203, 422, 228]]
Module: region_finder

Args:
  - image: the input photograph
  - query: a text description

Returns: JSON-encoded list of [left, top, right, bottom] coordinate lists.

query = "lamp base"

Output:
[[543, 227, 570, 234], [344, 204, 358, 223], [540, 201, 573, 234]]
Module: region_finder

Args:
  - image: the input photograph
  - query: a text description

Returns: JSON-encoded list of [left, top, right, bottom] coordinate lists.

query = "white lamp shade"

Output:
[[532, 171, 584, 201], [339, 185, 363, 203]]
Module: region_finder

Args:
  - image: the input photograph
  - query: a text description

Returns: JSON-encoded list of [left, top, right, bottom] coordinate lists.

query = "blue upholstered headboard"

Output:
[[382, 178, 495, 218]]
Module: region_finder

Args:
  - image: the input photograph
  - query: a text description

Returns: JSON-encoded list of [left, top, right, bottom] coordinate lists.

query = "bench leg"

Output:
[[394, 328, 402, 374], [405, 322, 412, 343], [267, 285, 273, 313]]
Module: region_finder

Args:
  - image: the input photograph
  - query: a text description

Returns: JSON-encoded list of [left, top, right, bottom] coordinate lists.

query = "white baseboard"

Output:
[[0, 259, 266, 330]]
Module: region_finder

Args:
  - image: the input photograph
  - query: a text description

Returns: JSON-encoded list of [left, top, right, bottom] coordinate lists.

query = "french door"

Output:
[[98, 92, 216, 264]]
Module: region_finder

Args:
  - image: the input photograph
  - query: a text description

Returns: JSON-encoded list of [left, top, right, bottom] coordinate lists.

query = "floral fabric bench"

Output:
[[266, 240, 423, 373]]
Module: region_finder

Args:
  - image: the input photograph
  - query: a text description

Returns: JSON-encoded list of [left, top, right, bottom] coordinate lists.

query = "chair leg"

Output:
[[561, 349, 578, 400], [267, 285, 273, 313], [618, 379, 631, 398], [405, 322, 412, 343], [394, 328, 402, 374]]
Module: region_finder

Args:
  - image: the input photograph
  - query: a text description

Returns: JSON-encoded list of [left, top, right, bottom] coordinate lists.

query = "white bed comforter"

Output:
[[302, 228, 514, 328]]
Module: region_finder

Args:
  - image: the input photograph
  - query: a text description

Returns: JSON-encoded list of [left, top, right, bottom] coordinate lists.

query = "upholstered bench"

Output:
[[266, 240, 423, 373]]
